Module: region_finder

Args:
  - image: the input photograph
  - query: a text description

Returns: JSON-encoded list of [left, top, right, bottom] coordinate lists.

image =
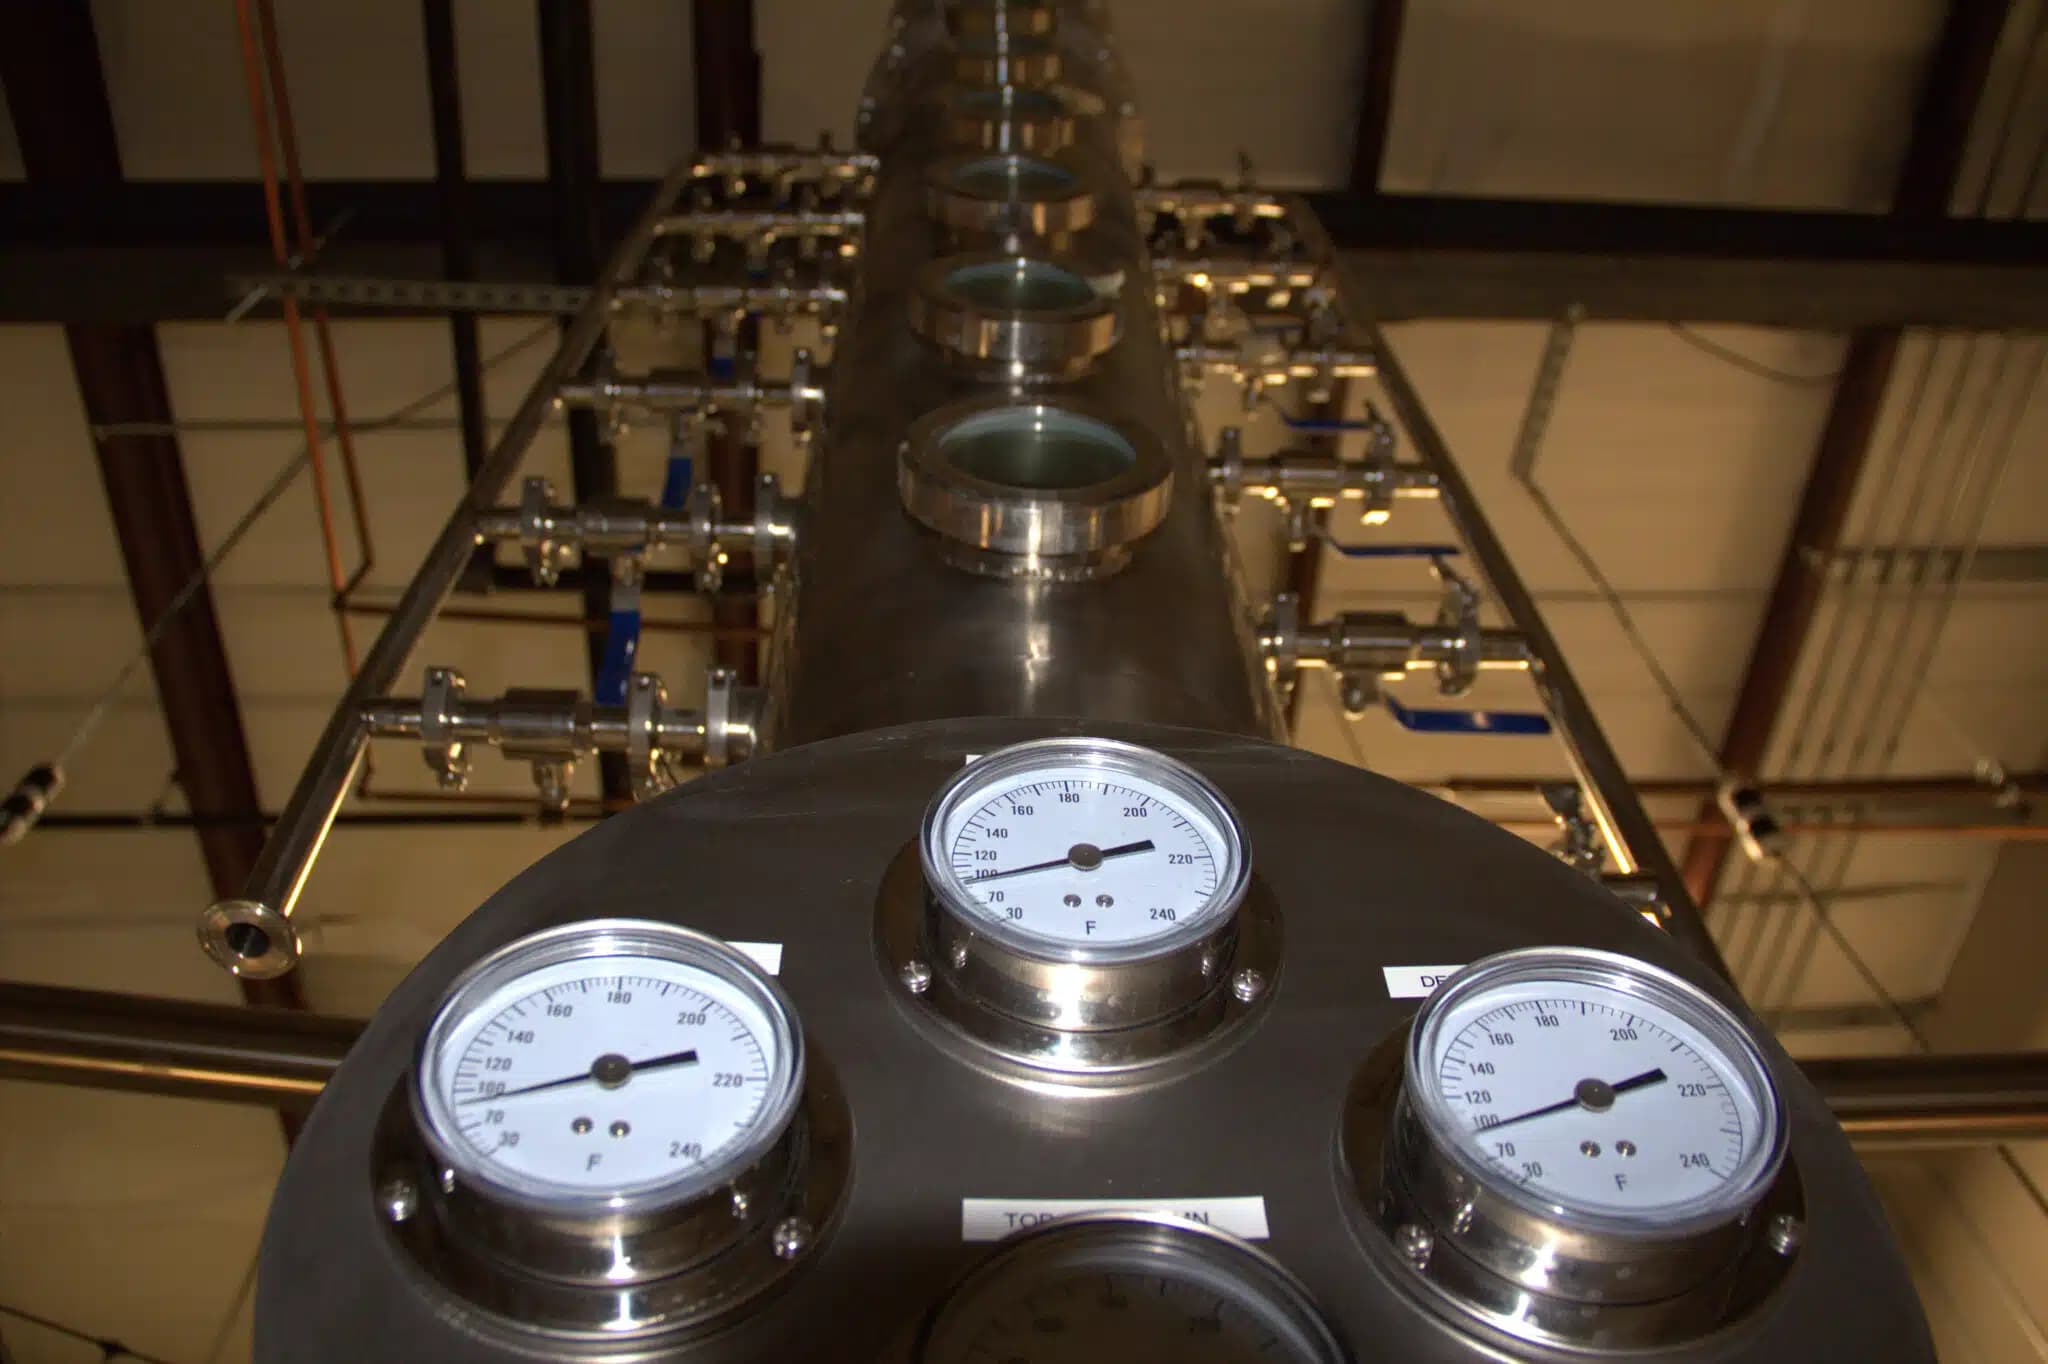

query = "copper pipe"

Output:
[[254, 0, 375, 597], [231, 0, 359, 674], [1444, 771, 2042, 802], [1494, 816, 2045, 840]]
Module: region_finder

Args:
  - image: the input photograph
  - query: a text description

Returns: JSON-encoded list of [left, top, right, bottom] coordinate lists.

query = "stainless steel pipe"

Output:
[[1804, 1050, 2048, 1146], [0, 981, 359, 1110], [194, 160, 699, 981], [10, 979, 2041, 1148], [1318, 240, 1734, 979]]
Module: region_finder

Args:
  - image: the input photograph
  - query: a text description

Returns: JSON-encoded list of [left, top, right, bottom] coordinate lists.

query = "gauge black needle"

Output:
[[460, 1048, 698, 1104], [970, 839, 1156, 882], [1481, 1068, 1668, 1133]]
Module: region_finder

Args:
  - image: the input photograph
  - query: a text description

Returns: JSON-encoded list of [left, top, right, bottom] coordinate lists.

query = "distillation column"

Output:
[[770, 8, 1272, 742]]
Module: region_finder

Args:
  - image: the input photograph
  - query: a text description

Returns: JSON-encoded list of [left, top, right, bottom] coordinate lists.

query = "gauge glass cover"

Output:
[[920, 738, 1251, 963], [917, 1213, 1344, 1364], [413, 920, 803, 1214], [1409, 948, 1786, 1232]]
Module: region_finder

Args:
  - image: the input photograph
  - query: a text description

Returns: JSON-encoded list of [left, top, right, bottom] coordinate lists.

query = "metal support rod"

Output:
[[7, 978, 2040, 1146], [1336, 301, 1734, 979], [1, 7, 305, 1021], [0, 982, 358, 1110], [1804, 1050, 2048, 1146], [197, 160, 696, 981]]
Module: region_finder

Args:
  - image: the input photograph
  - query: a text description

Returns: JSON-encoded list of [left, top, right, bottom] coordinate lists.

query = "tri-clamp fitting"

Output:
[[1177, 337, 1376, 409], [365, 666, 761, 814], [653, 207, 866, 267], [476, 472, 800, 594], [1209, 420, 1435, 548], [685, 144, 879, 202], [1257, 577, 1530, 711], [553, 349, 827, 441], [1137, 157, 1297, 251]]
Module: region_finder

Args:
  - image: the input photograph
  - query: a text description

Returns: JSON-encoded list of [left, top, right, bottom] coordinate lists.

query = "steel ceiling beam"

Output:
[[0, 7, 304, 1029], [1679, 0, 2014, 906], [1285, 0, 1408, 728], [5, 180, 2046, 326], [420, 0, 488, 486], [693, 0, 765, 685], [536, 0, 632, 805], [1347, 0, 1405, 195]]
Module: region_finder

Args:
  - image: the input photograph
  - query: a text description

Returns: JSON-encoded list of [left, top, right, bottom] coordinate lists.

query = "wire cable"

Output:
[[0, 1300, 182, 1364], [44, 321, 557, 778], [1772, 855, 2048, 1228], [1666, 323, 1842, 387], [1514, 464, 1725, 773]]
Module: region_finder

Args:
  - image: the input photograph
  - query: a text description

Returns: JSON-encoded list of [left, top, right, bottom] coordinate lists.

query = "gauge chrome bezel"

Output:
[[919, 737, 1251, 969], [1405, 947, 1788, 1242], [911, 1211, 1349, 1364], [411, 918, 806, 1218]]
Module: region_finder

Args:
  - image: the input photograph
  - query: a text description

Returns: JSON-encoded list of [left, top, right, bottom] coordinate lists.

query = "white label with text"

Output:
[[1382, 964, 1465, 999], [960, 1196, 1269, 1241], [731, 941, 783, 975]]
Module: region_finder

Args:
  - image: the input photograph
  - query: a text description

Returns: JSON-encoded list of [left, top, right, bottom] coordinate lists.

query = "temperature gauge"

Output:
[[1344, 946, 1798, 1350], [881, 737, 1275, 1077], [920, 736, 1247, 958], [380, 920, 848, 1340], [413, 920, 800, 1212]]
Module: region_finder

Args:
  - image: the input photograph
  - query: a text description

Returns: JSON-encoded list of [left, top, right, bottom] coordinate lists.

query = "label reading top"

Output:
[[961, 1196, 1269, 1241]]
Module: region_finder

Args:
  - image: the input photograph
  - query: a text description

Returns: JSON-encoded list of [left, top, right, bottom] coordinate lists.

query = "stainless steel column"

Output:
[[769, 31, 1275, 746]]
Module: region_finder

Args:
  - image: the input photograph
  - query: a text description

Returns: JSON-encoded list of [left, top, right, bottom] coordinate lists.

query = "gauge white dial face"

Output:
[[422, 952, 782, 1202], [935, 761, 1234, 949], [1423, 975, 1772, 1220]]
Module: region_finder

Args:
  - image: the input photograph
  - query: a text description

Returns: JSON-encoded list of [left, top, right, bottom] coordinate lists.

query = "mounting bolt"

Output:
[[377, 1176, 418, 1224], [899, 959, 932, 996], [1395, 1223, 1433, 1269], [1766, 1213, 1804, 1257], [730, 1188, 752, 1220], [948, 942, 969, 970], [1230, 967, 1267, 1004], [772, 1216, 813, 1260]]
